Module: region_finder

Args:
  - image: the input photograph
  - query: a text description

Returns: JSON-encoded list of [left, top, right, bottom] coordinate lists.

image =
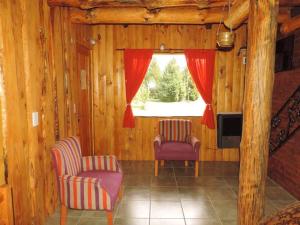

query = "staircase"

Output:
[[269, 85, 300, 155]]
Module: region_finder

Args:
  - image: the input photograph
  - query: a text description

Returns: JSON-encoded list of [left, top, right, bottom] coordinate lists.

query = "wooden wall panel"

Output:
[[0, 10, 5, 186], [0, 2, 91, 225], [91, 24, 247, 161]]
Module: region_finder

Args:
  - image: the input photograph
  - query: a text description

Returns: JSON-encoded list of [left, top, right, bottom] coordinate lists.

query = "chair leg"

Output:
[[160, 160, 165, 167], [106, 211, 113, 225], [195, 161, 199, 177], [60, 204, 67, 225], [155, 160, 158, 177], [118, 185, 123, 200], [184, 160, 188, 167]]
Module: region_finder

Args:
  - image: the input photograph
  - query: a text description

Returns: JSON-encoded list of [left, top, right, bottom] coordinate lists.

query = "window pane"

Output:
[[132, 54, 206, 117]]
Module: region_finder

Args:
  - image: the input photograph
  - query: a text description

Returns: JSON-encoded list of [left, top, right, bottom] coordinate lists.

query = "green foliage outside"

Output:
[[134, 57, 199, 103]]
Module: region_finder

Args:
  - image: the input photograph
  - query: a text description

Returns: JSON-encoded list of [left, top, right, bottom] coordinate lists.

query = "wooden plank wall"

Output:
[[0, 2, 91, 225], [91, 24, 247, 161], [0, 12, 4, 186]]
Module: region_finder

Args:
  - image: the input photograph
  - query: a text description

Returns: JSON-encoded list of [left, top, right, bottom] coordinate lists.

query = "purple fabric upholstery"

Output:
[[78, 170, 123, 208], [52, 136, 123, 211], [154, 120, 200, 162], [155, 142, 198, 160]]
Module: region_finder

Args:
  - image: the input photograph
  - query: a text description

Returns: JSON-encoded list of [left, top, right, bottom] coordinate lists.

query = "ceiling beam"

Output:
[[280, 15, 300, 34], [224, 0, 249, 29], [48, 0, 300, 9], [70, 6, 289, 25], [48, 0, 235, 10], [279, 0, 300, 6], [70, 7, 227, 24]]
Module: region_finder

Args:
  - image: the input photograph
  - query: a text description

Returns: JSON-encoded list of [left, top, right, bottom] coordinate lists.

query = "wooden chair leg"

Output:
[[160, 160, 165, 167], [195, 161, 199, 177], [60, 204, 67, 225], [118, 185, 123, 200], [184, 160, 188, 167], [154, 160, 158, 177], [106, 211, 113, 225]]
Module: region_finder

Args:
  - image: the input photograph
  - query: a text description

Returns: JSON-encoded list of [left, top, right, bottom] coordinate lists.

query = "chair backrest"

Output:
[[51, 136, 82, 176], [159, 119, 191, 143]]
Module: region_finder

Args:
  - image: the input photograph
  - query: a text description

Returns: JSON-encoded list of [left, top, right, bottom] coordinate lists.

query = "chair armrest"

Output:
[[58, 175, 112, 210], [191, 136, 200, 152], [154, 135, 162, 152], [82, 155, 122, 172]]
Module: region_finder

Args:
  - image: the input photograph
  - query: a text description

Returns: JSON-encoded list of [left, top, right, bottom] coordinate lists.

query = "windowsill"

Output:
[[133, 115, 203, 118]]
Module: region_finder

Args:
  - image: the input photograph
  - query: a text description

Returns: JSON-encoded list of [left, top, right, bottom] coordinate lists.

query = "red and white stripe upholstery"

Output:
[[58, 175, 112, 210], [51, 136, 122, 211], [159, 119, 192, 143], [82, 155, 120, 172], [52, 136, 82, 176]]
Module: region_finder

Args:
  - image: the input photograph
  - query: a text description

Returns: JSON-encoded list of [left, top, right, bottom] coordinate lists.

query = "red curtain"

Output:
[[184, 49, 216, 129], [123, 49, 153, 128]]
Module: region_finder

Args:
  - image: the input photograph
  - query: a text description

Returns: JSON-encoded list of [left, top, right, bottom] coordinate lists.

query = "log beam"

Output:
[[0, 185, 14, 225], [238, 0, 278, 225], [70, 7, 226, 24], [277, 8, 291, 23], [48, 0, 233, 10], [224, 0, 249, 29], [70, 7, 287, 25], [279, 0, 300, 6], [47, 0, 300, 9], [280, 15, 300, 34]]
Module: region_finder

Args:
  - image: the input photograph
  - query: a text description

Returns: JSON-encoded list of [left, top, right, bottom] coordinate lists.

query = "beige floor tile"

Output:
[[182, 200, 217, 219], [115, 218, 149, 225], [116, 201, 150, 218], [150, 219, 185, 225], [185, 219, 221, 225], [150, 201, 184, 219]]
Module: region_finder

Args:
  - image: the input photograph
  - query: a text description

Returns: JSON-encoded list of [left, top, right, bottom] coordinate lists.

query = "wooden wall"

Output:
[[293, 30, 300, 68], [268, 69, 300, 200], [0, 2, 91, 225], [91, 24, 247, 161]]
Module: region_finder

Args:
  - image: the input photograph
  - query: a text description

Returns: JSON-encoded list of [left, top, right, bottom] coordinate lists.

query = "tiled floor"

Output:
[[46, 161, 297, 225]]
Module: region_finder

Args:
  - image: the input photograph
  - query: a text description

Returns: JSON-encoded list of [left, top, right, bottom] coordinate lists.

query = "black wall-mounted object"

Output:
[[217, 112, 243, 148], [275, 35, 294, 72]]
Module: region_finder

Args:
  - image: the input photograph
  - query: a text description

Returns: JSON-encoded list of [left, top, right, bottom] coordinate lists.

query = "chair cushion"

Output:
[[155, 142, 197, 160], [78, 170, 123, 207], [159, 119, 191, 143]]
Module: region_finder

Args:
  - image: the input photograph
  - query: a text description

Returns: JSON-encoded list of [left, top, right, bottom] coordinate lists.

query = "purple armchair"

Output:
[[51, 136, 123, 225], [154, 119, 200, 177]]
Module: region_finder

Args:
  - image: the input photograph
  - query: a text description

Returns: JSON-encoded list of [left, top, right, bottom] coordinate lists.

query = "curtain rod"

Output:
[[115, 48, 184, 53], [115, 48, 218, 52]]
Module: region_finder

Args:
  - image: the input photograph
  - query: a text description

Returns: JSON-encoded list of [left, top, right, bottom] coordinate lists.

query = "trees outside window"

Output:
[[133, 54, 205, 116]]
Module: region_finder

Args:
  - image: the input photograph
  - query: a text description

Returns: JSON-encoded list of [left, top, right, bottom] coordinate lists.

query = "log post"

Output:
[[0, 185, 14, 225], [238, 0, 278, 225]]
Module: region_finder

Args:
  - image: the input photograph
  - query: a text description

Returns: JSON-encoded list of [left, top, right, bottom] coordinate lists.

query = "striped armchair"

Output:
[[154, 119, 200, 177], [51, 136, 123, 225]]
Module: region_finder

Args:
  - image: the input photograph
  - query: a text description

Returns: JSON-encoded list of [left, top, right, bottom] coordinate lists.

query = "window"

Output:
[[132, 54, 206, 117]]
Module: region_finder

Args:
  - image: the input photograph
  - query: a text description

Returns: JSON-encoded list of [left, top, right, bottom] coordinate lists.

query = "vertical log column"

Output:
[[238, 1, 278, 225]]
